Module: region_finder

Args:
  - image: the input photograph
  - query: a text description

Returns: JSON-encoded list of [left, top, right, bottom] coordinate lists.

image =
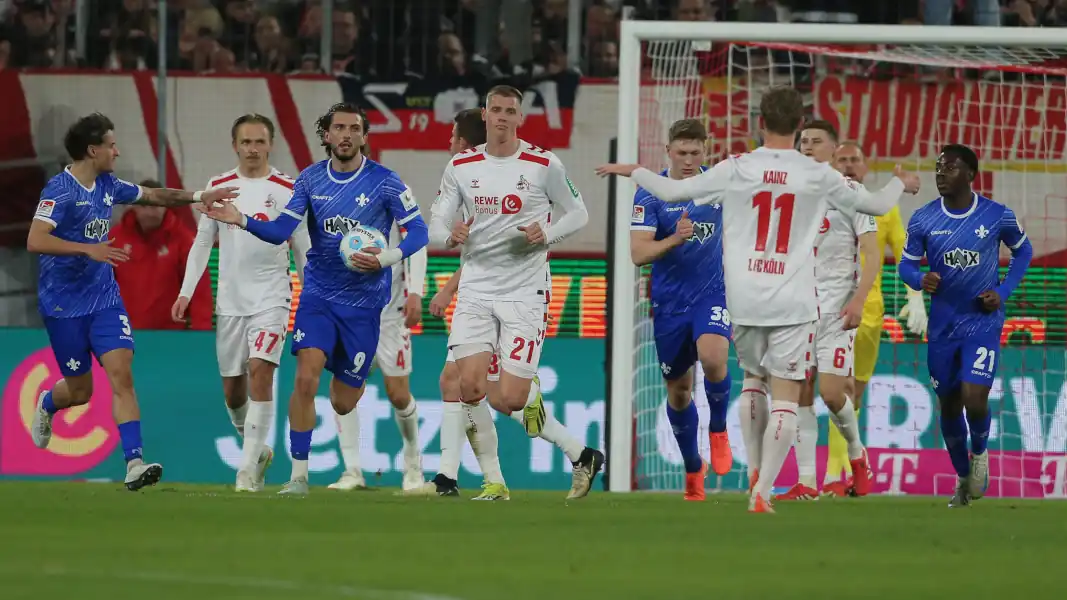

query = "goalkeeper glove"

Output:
[[898, 288, 928, 337]]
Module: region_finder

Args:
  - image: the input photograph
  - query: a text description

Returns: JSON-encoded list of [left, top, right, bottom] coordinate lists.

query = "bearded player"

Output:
[[175, 113, 311, 492], [630, 118, 733, 501], [775, 120, 876, 501], [814, 141, 929, 495], [597, 86, 920, 512], [429, 87, 600, 501]]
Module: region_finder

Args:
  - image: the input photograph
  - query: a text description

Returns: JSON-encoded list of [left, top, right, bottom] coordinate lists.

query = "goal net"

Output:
[[608, 22, 1067, 498]]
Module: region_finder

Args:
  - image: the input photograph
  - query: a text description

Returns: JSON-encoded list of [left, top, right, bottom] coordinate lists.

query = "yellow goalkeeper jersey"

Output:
[[860, 206, 907, 323]]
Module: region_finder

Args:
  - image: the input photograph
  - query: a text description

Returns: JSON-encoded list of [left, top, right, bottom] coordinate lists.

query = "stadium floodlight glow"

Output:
[[610, 21, 1067, 493]]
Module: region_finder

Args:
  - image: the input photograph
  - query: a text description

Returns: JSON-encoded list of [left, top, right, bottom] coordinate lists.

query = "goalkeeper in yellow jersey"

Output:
[[821, 142, 929, 496]]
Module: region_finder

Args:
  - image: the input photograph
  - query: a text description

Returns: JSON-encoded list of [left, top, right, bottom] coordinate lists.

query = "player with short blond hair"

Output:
[[598, 86, 921, 512]]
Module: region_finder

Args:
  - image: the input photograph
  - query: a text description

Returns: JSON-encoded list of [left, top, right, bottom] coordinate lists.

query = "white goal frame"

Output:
[[608, 21, 1067, 493]]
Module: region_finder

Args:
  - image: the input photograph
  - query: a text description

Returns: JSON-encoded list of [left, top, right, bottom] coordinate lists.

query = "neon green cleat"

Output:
[[522, 375, 547, 438], [472, 481, 510, 501]]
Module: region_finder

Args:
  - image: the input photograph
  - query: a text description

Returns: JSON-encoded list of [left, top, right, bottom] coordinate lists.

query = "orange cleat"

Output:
[[774, 482, 819, 501], [850, 450, 873, 497], [684, 462, 708, 501], [821, 478, 852, 498], [749, 493, 775, 513], [709, 431, 733, 476], [747, 469, 760, 494]]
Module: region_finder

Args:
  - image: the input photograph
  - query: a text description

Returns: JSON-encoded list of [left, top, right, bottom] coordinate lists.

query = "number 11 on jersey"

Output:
[[753, 191, 795, 253]]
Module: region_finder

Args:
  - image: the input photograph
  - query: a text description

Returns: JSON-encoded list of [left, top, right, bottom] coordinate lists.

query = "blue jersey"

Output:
[[902, 193, 1027, 341], [631, 168, 725, 314], [34, 168, 142, 318], [282, 158, 421, 308]]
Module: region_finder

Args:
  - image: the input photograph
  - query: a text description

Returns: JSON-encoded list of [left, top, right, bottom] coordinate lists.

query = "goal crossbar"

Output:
[[609, 21, 1067, 492]]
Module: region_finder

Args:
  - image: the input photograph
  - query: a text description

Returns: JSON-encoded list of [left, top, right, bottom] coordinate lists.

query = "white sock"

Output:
[[755, 400, 798, 499], [228, 401, 250, 437], [334, 408, 362, 474], [796, 405, 818, 489], [829, 397, 865, 460], [739, 378, 769, 480], [239, 400, 274, 473], [439, 401, 464, 480], [394, 398, 420, 463], [524, 376, 541, 408], [464, 398, 505, 486], [510, 409, 583, 463], [291, 458, 309, 481]]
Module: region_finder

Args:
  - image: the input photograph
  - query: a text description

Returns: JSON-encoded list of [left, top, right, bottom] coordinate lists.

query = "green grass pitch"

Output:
[[0, 482, 1063, 600]]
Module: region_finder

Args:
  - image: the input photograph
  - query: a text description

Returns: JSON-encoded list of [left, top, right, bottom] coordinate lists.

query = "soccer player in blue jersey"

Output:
[[899, 144, 1032, 507], [26, 113, 238, 490], [199, 103, 429, 495], [629, 119, 732, 501]]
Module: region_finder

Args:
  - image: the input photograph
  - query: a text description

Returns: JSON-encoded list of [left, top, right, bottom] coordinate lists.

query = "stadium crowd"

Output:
[[2, 1, 1066, 77]]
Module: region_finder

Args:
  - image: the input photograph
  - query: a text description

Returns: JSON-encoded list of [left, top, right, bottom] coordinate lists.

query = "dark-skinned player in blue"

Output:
[[629, 119, 732, 501], [198, 103, 429, 495], [899, 144, 1032, 507]]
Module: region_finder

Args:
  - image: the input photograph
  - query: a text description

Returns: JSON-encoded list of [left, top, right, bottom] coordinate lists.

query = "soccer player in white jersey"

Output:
[[429, 86, 596, 500], [775, 120, 878, 501], [597, 86, 921, 512], [173, 114, 310, 492], [329, 209, 428, 492]]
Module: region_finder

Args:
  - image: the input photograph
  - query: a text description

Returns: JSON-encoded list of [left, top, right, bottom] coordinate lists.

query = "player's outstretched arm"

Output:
[[598, 160, 730, 204], [139, 185, 238, 207], [827, 165, 917, 216]]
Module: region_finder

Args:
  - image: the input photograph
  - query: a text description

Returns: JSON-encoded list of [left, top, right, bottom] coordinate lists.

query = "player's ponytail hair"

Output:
[[315, 102, 371, 157]]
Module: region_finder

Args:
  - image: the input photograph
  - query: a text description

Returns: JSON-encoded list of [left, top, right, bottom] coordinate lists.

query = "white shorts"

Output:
[[448, 295, 546, 379], [446, 348, 501, 382], [814, 313, 855, 377], [375, 316, 412, 377], [216, 307, 291, 377], [733, 321, 817, 381]]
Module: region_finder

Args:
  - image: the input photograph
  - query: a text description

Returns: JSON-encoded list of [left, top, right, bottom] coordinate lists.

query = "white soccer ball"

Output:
[[339, 224, 388, 271]]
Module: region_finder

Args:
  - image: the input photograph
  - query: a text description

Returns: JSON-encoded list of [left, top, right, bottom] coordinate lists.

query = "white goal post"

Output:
[[608, 22, 1067, 494]]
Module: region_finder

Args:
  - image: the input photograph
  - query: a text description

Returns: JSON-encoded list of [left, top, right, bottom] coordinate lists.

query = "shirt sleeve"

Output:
[[385, 177, 423, 227], [34, 181, 68, 228], [999, 207, 1028, 250], [281, 173, 311, 219], [630, 159, 731, 204], [853, 211, 878, 236], [823, 168, 904, 216], [901, 211, 926, 261], [430, 163, 462, 246], [630, 190, 659, 232], [108, 174, 144, 205], [542, 157, 588, 245]]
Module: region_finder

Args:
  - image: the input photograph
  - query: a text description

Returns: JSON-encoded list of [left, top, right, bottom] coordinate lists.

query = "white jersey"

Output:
[[816, 206, 877, 314], [180, 168, 311, 317], [631, 147, 904, 326], [382, 220, 428, 320], [429, 140, 587, 300]]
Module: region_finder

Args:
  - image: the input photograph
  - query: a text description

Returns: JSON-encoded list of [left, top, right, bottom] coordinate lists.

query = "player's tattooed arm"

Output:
[[137, 185, 239, 207]]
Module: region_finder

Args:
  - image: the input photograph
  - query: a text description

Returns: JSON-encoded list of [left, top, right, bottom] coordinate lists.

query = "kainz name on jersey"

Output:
[[323, 215, 359, 236], [687, 222, 715, 243], [943, 248, 980, 270], [84, 218, 110, 241]]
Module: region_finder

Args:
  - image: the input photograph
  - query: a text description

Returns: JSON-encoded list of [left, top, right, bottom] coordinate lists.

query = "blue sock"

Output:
[[966, 409, 991, 455], [666, 400, 702, 473], [117, 421, 143, 462], [290, 429, 312, 461], [42, 390, 59, 415], [704, 373, 731, 434], [940, 413, 970, 477]]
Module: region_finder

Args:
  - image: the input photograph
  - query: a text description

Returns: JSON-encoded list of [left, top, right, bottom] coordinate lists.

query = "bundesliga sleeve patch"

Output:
[[400, 187, 417, 211], [631, 205, 645, 224], [36, 199, 56, 217]]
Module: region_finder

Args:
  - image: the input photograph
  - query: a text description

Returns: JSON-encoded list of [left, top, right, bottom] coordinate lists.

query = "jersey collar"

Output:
[[939, 192, 978, 219]]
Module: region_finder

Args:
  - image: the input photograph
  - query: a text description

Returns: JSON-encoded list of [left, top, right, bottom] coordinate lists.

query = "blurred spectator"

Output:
[[588, 39, 618, 77], [9, 0, 58, 67], [248, 14, 291, 72], [111, 179, 212, 331]]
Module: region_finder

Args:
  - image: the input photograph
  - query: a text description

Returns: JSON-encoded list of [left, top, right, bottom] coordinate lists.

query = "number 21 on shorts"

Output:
[[973, 347, 996, 373]]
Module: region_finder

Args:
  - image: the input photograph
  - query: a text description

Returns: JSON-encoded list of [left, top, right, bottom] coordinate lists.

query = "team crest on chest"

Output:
[[103, 192, 114, 207], [356, 193, 370, 207], [516, 175, 531, 191], [975, 225, 989, 239]]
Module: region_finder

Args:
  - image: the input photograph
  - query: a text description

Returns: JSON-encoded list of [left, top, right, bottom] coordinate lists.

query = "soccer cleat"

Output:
[[821, 478, 852, 498], [849, 449, 873, 497], [327, 470, 367, 491], [949, 477, 971, 508], [683, 462, 708, 501], [124, 460, 163, 491], [747, 469, 760, 494], [709, 431, 733, 476], [278, 478, 309, 496], [235, 470, 257, 492], [402, 457, 425, 492], [748, 493, 775, 514], [254, 447, 273, 491], [522, 375, 547, 437], [968, 451, 989, 500], [31, 390, 53, 449], [472, 481, 509, 501], [774, 482, 819, 501], [567, 447, 606, 499]]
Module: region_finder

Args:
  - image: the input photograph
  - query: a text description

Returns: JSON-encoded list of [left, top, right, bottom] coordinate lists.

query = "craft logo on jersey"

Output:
[[323, 215, 359, 236], [84, 218, 109, 241], [687, 222, 716, 244], [943, 247, 980, 270], [516, 175, 531, 191]]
